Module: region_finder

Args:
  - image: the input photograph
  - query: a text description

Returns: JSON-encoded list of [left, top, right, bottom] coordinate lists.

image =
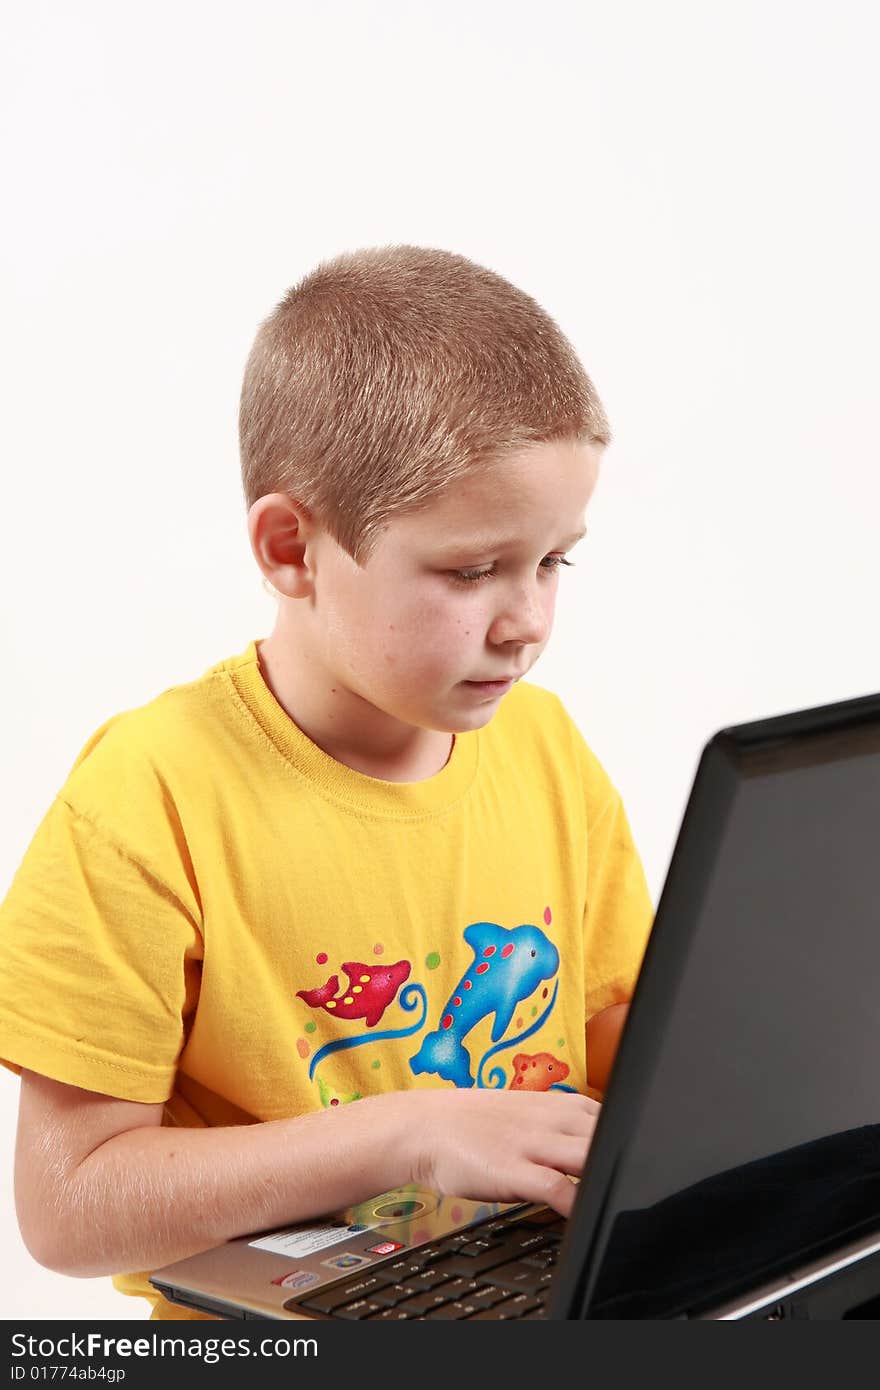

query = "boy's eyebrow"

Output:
[[433, 525, 588, 554]]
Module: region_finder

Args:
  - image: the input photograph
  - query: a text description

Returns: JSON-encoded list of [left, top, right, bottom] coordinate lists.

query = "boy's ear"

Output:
[[247, 494, 318, 599]]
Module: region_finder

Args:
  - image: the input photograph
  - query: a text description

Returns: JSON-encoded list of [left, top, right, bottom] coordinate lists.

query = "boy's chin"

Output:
[[437, 702, 503, 732]]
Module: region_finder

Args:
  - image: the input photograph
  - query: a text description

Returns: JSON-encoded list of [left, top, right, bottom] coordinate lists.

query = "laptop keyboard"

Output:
[[292, 1207, 563, 1319]]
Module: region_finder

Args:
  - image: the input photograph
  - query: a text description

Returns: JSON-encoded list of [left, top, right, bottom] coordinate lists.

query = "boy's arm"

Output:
[[14, 1068, 414, 1278], [585, 1001, 629, 1096], [15, 1068, 600, 1278]]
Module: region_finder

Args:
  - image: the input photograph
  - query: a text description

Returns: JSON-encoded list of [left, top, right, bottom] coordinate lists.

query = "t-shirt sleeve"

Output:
[[0, 795, 203, 1103], [582, 787, 655, 1020]]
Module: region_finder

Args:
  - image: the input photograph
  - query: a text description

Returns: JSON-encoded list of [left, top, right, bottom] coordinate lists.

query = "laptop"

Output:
[[150, 688, 880, 1320]]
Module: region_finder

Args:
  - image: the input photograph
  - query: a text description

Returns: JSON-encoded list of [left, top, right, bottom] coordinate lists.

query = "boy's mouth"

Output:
[[462, 676, 516, 692]]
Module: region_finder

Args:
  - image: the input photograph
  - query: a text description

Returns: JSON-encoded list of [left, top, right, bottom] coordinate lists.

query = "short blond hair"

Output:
[[239, 245, 610, 565]]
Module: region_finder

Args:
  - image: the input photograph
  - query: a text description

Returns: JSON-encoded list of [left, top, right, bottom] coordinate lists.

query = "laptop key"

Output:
[[467, 1293, 545, 1320], [464, 1285, 512, 1309], [383, 1257, 432, 1280], [422, 1300, 483, 1319], [422, 1286, 510, 1319], [479, 1216, 533, 1237], [435, 1277, 483, 1300], [409, 1268, 455, 1292], [439, 1246, 521, 1276], [369, 1282, 421, 1308], [521, 1251, 555, 1269], [481, 1261, 550, 1294], [509, 1230, 553, 1255], [393, 1289, 461, 1316], [299, 1275, 393, 1313], [334, 1298, 387, 1320], [407, 1245, 449, 1266]]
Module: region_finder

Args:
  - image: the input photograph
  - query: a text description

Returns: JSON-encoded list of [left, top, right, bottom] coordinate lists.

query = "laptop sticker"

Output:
[[270, 1270, 321, 1291], [249, 1220, 373, 1258], [371, 1198, 426, 1220], [365, 1240, 406, 1256], [323, 1253, 370, 1271]]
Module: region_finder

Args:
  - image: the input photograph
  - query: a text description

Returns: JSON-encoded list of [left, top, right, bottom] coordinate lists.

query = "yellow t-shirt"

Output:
[[0, 641, 654, 1318]]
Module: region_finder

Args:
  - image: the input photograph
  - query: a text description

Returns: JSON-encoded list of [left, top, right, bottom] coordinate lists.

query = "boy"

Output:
[[0, 245, 653, 1320]]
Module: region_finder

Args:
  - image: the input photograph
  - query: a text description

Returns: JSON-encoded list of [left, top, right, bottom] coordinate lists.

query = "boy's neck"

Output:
[[255, 629, 455, 784]]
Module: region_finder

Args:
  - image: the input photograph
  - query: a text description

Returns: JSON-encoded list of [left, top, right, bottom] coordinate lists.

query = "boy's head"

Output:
[[240, 244, 609, 568], [241, 246, 607, 740]]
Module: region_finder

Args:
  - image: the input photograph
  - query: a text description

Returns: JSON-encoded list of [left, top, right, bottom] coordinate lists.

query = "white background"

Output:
[[1, 0, 877, 1320]]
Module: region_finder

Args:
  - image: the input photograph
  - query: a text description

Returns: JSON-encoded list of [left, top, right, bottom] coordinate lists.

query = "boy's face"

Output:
[[301, 437, 601, 735]]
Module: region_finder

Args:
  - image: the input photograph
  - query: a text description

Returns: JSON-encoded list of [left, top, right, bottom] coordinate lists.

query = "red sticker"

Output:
[[271, 1270, 320, 1290], [365, 1239, 405, 1256]]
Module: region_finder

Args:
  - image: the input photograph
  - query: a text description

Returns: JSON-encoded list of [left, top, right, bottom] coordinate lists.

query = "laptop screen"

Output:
[[556, 699, 880, 1319]]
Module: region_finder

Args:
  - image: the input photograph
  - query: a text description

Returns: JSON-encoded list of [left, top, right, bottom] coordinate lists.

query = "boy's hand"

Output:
[[404, 1089, 600, 1218]]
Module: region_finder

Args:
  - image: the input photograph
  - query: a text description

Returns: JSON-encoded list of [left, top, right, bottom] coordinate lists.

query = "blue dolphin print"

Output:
[[410, 922, 560, 1088]]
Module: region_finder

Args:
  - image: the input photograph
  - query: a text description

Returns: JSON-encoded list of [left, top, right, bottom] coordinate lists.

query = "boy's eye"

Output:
[[449, 556, 575, 585]]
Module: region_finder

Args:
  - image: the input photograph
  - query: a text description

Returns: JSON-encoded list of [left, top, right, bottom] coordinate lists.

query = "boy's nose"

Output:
[[489, 583, 551, 648]]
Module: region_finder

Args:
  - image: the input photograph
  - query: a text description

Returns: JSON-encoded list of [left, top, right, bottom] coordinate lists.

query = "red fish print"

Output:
[[297, 960, 411, 1028], [509, 1051, 569, 1092]]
